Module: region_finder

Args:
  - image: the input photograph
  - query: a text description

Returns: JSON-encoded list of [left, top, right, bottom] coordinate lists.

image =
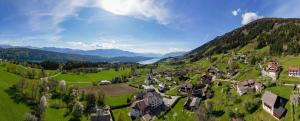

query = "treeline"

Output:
[[185, 18, 300, 62]]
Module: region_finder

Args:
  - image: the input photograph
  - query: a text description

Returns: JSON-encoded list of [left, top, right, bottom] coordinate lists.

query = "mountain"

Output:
[[0, 48, 152, 63], [40, 47, 162, 57], [180, 18, 300, 62], [162, 51, 186, 58]]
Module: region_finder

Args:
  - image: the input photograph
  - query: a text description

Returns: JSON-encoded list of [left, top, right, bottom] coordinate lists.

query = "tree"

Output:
[[72, 101, 84, 119], [58, 80, 66, 93], [37, 96, 48, 121], [24, 113, 38, 121], [97, 92, 105, 107], [85, 93, 96, 113]]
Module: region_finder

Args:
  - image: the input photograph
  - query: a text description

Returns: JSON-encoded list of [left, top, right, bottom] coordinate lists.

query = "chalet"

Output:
[[262, 61, 281, 81], [91, 107, 113, 121], [236, 80, 264, 95], [262, 91, 286, 120], [145, 74, 155, 85], [288, 66, 300, 77]]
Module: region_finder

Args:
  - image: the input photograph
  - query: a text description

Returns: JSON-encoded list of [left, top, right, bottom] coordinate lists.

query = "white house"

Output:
[[288, 66, 300, 77], [144, 92, 163, 109]]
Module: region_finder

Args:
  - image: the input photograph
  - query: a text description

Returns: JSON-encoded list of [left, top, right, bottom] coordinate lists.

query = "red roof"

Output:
[[288, 66, 300, 71]]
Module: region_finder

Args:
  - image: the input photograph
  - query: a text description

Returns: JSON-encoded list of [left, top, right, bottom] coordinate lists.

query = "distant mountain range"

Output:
[[0, 45, 186, 63], [0, 45, 186, 58]]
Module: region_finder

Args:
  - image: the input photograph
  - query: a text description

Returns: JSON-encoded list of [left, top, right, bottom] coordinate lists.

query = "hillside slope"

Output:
[[184, 18, 300, 62], [0, 48, 151, 63]]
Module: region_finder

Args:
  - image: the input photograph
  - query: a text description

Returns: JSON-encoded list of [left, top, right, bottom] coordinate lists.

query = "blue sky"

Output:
[[0, 0, 299, 54]]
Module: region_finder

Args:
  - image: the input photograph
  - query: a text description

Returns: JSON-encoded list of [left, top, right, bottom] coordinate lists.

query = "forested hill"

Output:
[[0, 48, 152, 63], [184, 18, 300, 62]]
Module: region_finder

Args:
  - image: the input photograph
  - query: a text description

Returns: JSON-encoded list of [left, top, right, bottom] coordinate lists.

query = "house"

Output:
[[130, 100, 150, 117], [178, 83, 193, 93], [91, 107, 113, 121], [158, 82, 169, 92], [144, 92, 164, 109], [227, 68, 238, 77], [262, 91, 286, 120], [100, 80, 111, 85], [262, 61, 281, 80], [201, 74, 213, 84], [236, 80, 264, 95], [141, 114, 152, 121], [290, 94, 300, 106], [184, 97, 201, 111], [130, 91, 163, 118], [145, 74, 155, 85], [288, 66, 300, 77], [189, 97, 201, 111]]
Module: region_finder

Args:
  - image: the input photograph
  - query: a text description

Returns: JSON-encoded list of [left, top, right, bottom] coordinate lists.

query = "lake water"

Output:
[[138, 58, 161, 64]]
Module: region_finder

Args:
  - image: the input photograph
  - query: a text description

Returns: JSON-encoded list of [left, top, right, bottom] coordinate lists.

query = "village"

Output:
[[86, 56, 300, 121]]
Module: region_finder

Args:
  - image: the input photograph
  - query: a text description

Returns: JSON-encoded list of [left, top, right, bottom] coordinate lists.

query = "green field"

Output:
[[54, 68, 131, 86], [112, 108, 132, 121], [0, 69, 31, 121], [277, 56, 300, 83], [155, 98, 198, 121]]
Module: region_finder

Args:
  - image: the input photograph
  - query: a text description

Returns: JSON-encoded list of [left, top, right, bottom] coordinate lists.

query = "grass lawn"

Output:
[[154, 98, 198, 121], [112, 107, 132, 121], [165, 87, 178, 96], [104, 94, 133, 107], [233, 66, 261, 81], [277, 56, 300, 83], [54, 68, 131, 86], [0, 69, 31, 121]]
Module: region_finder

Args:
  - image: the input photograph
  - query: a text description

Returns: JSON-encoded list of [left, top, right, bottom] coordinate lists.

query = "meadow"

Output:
[[54, 68, 131, 86]]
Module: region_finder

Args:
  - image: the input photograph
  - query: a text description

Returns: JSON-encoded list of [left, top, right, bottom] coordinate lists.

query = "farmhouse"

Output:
[[91, 107, 113, 121], [288, 66, 300, 77], [261, 91, 286, 120], [262, 61, 281, 81], [236, 80, 264, 95]]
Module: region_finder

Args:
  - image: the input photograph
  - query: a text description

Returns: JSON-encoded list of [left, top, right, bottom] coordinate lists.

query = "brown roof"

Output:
[[262, 91, 278, 107], [131, 100, 149, 111]]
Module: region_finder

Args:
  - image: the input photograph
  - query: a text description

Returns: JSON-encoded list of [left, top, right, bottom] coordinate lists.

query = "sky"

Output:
[[0, 0, 300, 54]]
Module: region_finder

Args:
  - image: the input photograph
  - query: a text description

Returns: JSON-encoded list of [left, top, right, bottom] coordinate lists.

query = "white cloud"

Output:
[[96, 0, 170, 24], [232, 8, 241, 16], [241, 12, 263, 25], [20, 0, 170, 34], [66, 38, 189, 54]]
